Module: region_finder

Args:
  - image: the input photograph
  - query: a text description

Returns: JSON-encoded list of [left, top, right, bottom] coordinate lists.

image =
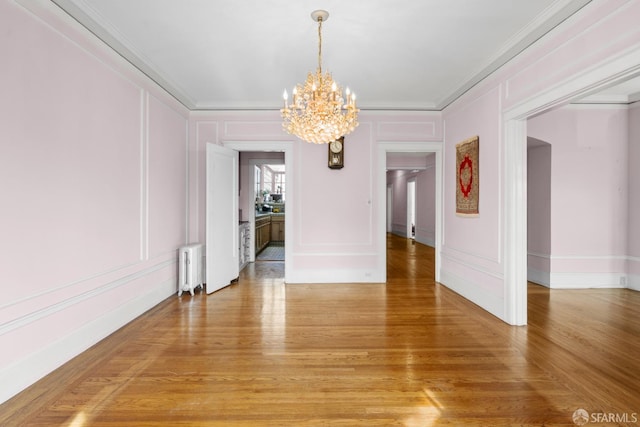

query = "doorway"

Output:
[[407, 179, 416, 239], [223, 141, 294, 282], [254, 162, 286, 262], [386, 185, 393, 233], [503, 71, 640, 326], [378, 141, 443, 283]]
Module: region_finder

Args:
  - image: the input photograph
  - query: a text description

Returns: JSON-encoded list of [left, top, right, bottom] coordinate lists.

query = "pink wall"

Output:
[[189, 111, 443, 283], [441, 87, 505, 316], [629, 103, 640, 290], [528, 106, 629, 287], [440, 0, 640, 320], [0, 1, 189, 403]]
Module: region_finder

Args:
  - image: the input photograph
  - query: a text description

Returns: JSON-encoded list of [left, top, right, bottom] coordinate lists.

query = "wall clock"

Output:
[[328, 137, 344, 169]]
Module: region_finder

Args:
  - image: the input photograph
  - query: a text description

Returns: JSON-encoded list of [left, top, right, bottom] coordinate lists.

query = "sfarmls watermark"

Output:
[[572, 408, 637, 425]]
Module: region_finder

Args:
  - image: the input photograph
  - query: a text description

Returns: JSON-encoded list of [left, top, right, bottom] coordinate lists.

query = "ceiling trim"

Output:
[[436, 0, 592, 110], [50, 0, 593, 112], [51, 0, 198, 108]]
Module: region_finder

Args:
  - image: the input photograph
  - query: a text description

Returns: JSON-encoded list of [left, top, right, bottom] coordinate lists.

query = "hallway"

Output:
[[2, 235, 639, 426]]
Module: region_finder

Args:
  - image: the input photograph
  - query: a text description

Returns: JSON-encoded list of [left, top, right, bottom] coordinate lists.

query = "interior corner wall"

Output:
[[387, 170, 411, 238], [416, 161, 437, 247], [441, 87, 505, 319], [440, 0, 640, 322], [527, 141, 552, 286], [628, 103, 640, 291], [528, 106, 629, 289], [0, 1, 189, 404]]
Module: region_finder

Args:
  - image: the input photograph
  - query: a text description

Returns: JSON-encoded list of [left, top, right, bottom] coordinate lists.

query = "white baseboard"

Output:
[[628, 274, 640, 291], [439, 269, 505, 323], [390, 229, 435, 247], [0, 279, 175, 404], [527, 267, 550, 287], [549, 272, 626, 289], [286, 267, 385, 284], [391, 227, 408, 238], [415, 235, 435, 248]]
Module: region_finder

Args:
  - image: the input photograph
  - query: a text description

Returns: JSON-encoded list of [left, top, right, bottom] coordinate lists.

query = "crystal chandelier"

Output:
[[281, 10, 359, 144]]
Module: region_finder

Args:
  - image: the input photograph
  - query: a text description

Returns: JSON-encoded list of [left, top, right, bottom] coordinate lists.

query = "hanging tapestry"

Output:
[[456, 135, 479, 216]]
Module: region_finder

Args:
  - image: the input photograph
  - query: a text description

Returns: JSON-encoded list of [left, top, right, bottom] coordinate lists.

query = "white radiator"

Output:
[[178, 243, 204, 296]]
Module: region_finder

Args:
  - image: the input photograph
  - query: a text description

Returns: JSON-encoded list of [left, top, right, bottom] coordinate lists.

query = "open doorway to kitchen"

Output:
[[254, 162, 286, 262], [225, 141, 293, 283]]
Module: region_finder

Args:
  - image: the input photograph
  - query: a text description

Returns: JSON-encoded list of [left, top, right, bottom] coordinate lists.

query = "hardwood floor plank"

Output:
[[1, 234, 639, 426]]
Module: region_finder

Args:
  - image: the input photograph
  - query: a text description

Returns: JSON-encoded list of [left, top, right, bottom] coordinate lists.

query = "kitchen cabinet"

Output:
[[255, 215, 271, 253], [270, 215, 285, 242]]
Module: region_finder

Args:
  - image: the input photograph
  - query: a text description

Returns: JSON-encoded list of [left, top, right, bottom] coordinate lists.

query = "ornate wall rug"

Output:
[[456, 135, 479, 216]]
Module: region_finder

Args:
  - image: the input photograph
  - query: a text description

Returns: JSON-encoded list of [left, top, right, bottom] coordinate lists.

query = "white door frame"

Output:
[[406, 178, 416, 239], [378, 141, 443, 282], [502, 49, 640, 326], [386, 184, 393, 233], [224, 141, 294, 283]]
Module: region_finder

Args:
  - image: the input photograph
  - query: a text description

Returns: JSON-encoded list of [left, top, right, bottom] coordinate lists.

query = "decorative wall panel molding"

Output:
[[224, 120, 285, 139], [377, 121, 438, 140]]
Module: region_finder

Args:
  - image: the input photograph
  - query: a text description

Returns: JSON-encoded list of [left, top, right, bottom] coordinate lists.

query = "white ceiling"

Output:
[[51, 0, 602, 111]]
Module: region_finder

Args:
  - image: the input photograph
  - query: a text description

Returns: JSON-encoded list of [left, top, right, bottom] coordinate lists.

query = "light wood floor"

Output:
[[2, 235, 639, 426]]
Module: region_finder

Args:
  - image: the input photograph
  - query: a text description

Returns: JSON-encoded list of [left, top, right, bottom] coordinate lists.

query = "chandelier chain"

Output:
[[317, 16, 322, 75]]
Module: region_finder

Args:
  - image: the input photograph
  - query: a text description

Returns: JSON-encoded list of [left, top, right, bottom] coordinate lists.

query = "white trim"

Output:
[[391, 230, 408, 239], [406, 178, 417, 239], [527, 251, 550, 260], [248, 157, 285, 262], [415, 236, 435, 248], [0, 259, 174, 336], [436, 0, 592, 109], [529, 252, 630, 262], [286, 268, 383, 284], [502, 42, 640, 326], [223, 141, 294, 283], [504, 46, 640, 120], [440, 251, 504, 280], [439, 270, 505, 321], [378, 141, 443, 283], [503, 120, 528, 326], [570, 95, 633, 105], [0, 276, 175, 405], [551, 254, 629, 261], [527, 267, 551, 287], [47, 0, 198, 109], [549, 272, 626, 289], [628, 274, 640, 292], [386, 184, 393, 233]]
